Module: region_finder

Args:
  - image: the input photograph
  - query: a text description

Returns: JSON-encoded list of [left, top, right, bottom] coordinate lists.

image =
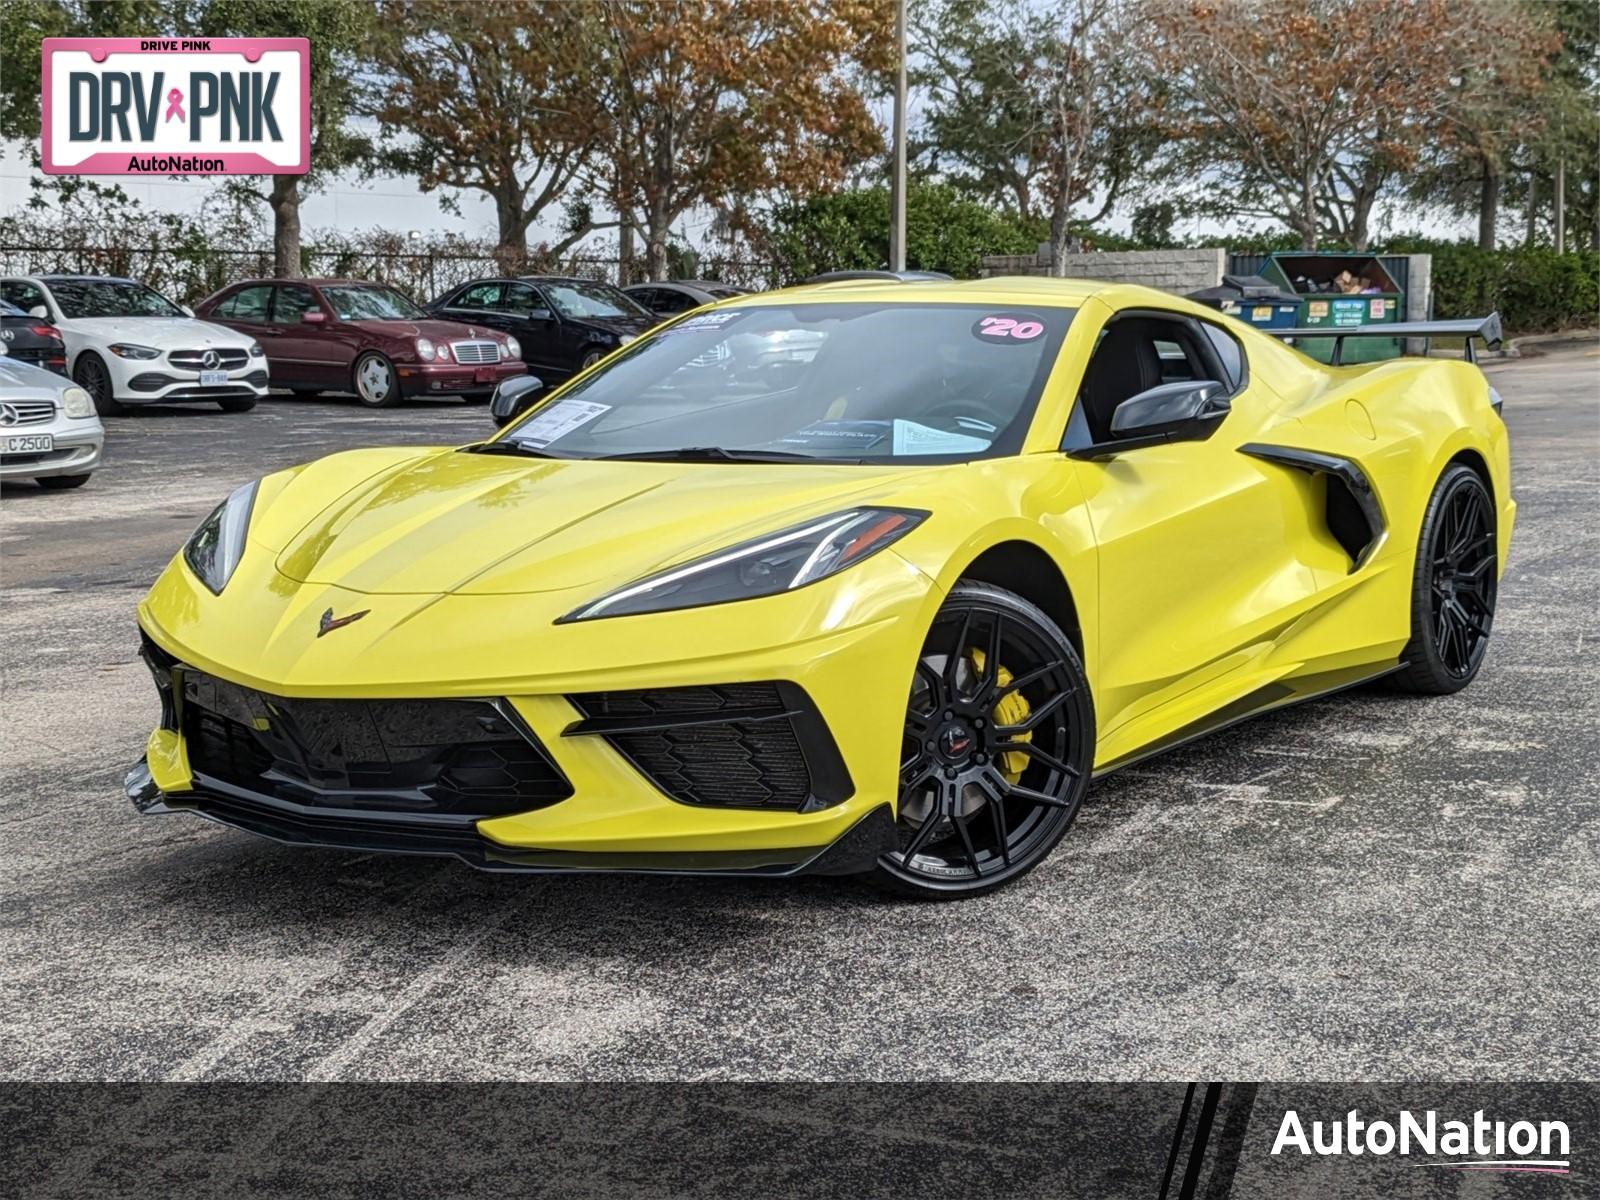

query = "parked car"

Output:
[[0, 354, 105, 488], [197, 278, 527, 407], [0, 275, 267, 415], [0, 299, 68, 375], [623, 279, 751, 319], [428, 275, 654, 387]]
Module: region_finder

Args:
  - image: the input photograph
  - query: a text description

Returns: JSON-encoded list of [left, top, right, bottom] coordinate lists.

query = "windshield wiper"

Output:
[[464, 440, 565, 459], [593, 446, 858, 464]]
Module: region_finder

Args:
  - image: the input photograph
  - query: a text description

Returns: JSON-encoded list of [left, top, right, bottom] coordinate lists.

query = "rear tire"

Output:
[[872, 581, 1095, 899], [73, 353, 126, 416], [37, 474, 91, 490], [1389, 464, 1498, 694], [216, 397, 257, 413]]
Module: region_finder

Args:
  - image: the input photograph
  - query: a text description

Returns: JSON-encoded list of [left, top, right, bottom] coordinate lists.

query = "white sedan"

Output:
[[0, 354, 105, 488], [0, 275, 267, 415]]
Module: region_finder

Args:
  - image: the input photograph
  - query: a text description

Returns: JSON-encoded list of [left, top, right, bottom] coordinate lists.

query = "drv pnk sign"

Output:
[[41, 37, 308, 175]]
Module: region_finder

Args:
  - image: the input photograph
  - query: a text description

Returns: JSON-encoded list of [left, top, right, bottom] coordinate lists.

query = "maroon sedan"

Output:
[[196, 278, 526, 407]]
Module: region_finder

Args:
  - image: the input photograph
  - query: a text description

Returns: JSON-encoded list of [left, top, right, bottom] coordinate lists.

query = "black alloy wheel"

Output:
[[1391, 464, 1498, 694], [874, 581, 1095, 898], [73, 353, 126, 416]]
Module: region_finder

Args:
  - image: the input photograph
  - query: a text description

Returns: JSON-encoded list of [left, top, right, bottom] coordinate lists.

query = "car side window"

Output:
[[1200, 322, 1245, 392], [654, 290, 695, 314], [453, 282, 503, 311], [4, 280, 49, 314], [272, 285, 318, 323], [497, 283, 541, 315], [1073, 314, 1216, 444], [224, 285, 273, 322]]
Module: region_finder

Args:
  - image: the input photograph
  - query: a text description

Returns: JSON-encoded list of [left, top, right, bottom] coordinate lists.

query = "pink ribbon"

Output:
[[164, 88, 185, 123]]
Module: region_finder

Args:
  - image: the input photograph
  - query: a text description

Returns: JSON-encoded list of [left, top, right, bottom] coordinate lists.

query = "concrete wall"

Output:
[[979, 247, 1226, 295]]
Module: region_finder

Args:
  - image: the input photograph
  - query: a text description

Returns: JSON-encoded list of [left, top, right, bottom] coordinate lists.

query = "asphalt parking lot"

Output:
[[3, 349, 1597, 1083]]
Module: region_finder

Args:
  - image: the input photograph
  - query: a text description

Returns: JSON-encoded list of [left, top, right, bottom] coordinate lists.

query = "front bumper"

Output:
[[0, 425, 104, 479], [129, 546, 936, 872], [116, 365, 269, 404], [125, 758, 899, 876], [396, 360, 527, 398]]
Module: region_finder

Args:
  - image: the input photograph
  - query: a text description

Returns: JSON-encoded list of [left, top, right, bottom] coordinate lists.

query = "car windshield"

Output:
[[501, 302, 1074, 463], [48, 279, 184, 319], [542, 280, 648, 321], [323, 286, 426, 321]]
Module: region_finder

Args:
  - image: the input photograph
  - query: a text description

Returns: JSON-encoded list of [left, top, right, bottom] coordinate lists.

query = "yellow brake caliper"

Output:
[[970, 648, 1031, 782]]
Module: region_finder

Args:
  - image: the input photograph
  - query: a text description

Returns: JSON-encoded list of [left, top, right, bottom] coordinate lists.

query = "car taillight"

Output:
[[31, 325, 60, 338]]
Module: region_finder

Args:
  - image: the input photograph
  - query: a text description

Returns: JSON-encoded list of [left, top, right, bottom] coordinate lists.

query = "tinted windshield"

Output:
[[49, 279, 183, 319], [323, 286, 426, 321], [502, 302, 1073, 463], [543, 280, 648, 320]]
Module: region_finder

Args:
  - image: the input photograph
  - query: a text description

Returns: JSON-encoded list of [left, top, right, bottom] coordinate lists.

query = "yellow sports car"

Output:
[[127, 279, 1512, 897]]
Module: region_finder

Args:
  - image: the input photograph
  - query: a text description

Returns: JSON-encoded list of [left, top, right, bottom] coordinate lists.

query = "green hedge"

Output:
[[1376, 239, 1598, 334]]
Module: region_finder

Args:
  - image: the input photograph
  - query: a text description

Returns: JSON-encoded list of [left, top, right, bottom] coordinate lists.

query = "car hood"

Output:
[[348, 318, 503, 343], [269, 448, 921, 597], [60, 316, 253, 347]]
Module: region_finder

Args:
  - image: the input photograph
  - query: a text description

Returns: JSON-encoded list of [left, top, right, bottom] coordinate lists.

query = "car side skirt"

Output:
[[1094, 658, 1406, 776]]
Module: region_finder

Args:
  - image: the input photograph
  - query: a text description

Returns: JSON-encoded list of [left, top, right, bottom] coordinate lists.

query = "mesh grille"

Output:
[[180, 672, 570, 818], [569, 684, 817, 811]]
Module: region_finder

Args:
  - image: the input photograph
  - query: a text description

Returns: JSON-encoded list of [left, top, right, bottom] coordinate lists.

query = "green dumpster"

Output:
[[1256, 253, 1403, 363]]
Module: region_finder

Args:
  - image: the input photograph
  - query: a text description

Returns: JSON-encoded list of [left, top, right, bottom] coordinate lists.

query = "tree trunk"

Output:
[[1477, 155, 1500, 251], [618, 218, 635, 286], [1525, 172, 1537, 247], [269, 175, 302, 278], [1300, 167, 1318, 250], [493, 183, 528, 271]]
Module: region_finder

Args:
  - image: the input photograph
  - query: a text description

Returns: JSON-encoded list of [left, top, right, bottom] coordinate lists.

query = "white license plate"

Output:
[[4, 433, 54, 454], [199, 370, 229, 386]]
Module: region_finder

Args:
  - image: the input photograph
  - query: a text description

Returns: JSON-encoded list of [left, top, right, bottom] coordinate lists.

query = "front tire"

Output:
[[1390, 464, 1498, 694], [353, 352, 400, 407], [73, 353, 126, 416], [872, 581, 1095, 899]]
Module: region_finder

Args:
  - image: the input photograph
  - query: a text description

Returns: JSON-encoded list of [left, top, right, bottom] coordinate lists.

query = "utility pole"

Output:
[[888, 0, 908, 272], [1554, 154, 1566, 253]]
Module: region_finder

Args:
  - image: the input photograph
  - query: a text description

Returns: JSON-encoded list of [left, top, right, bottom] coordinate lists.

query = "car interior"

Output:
[[1074, 314, 1240, 443]]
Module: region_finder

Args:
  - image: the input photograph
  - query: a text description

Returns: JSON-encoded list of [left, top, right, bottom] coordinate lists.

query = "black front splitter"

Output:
[[124, 760, 898, 878]]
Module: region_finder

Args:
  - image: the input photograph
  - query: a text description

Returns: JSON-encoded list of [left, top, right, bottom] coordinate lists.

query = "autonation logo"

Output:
[[1273, 1108, 1571, 1175]]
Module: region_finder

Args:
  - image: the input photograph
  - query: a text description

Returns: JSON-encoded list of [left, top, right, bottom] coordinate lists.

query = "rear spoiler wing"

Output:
[[1265, 313, 1503, 365]]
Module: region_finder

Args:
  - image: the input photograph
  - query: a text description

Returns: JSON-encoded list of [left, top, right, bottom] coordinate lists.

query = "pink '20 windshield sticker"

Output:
[[972, 313, 1047, 342], [41, 37, 309, 175]]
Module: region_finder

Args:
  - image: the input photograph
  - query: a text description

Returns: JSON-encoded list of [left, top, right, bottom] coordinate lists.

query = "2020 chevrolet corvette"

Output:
[[127, 278, 1513, 897]]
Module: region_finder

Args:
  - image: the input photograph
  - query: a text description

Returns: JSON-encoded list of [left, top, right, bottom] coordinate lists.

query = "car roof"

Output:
[[517, 275, 618, 285], [740, 275, 1112, 308], [31, 274, 140, 284], [221, 278, 392, 288]]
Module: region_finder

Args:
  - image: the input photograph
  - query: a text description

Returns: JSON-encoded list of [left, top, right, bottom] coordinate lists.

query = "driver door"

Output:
[[1065, 303, 1328, 760]]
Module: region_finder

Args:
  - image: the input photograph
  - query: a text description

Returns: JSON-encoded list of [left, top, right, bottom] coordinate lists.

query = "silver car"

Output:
[[0, 353, 105, 489]]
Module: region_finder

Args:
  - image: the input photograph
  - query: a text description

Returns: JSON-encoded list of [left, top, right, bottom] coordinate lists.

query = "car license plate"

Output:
[[199, 370, 229, 386], [4, 433, 53, 454], [474, 367, 494, 383]]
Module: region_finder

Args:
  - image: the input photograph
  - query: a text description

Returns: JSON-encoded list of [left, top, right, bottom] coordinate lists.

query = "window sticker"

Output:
[[511, 399, 611, 448], [972, 312, 1046, 342], [779, 420, 893, 451], [661, 309, 746, 335], [892, 420, 991, 456]]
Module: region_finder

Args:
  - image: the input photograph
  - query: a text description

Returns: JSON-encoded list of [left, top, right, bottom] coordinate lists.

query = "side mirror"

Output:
[[301, 311, 326, 324], [490, 373, 544, 425], [527, 308, 554, 322], [28, 305, 49, 320], [1109, 380, 1230, 442], [179, 303, 195, 317]]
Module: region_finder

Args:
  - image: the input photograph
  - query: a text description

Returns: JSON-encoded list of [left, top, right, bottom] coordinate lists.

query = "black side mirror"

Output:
[[490, 374, 544, 425], [1108, 380, 1230, 442]]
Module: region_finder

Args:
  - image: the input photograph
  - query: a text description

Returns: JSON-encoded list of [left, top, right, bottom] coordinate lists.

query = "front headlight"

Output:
[[109, 343, 162, 359], [505, 335, 521, 360], [61, 386, 95, 418], [415, 337, 436, 362], [559, 507, 927, 622], [183, 480, 258, 595], [248, 341, 265, 358]]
